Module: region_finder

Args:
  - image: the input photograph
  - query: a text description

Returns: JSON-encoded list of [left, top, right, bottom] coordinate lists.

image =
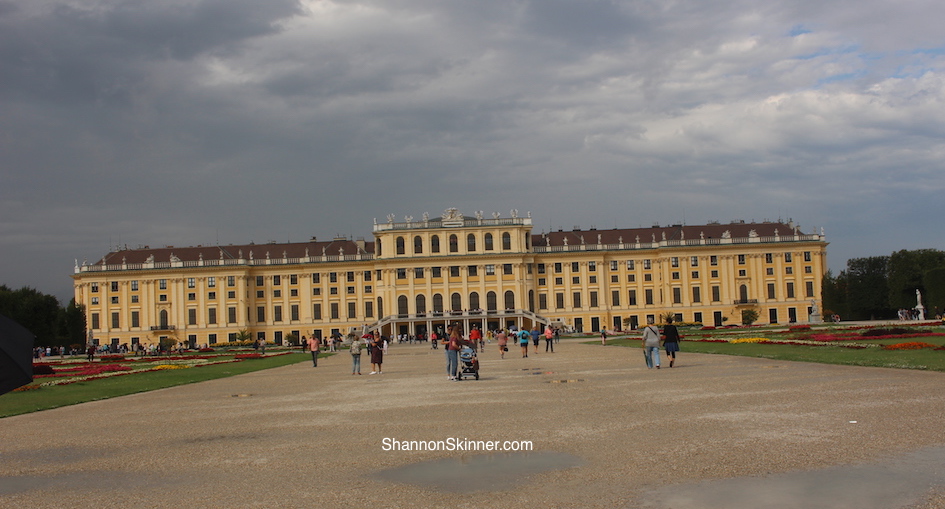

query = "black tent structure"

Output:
[[0, 314, 35, 395]]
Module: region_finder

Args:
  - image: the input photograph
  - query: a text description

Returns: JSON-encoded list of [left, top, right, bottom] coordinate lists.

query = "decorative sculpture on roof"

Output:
[[475, 210, 483, 220], [492, 211, 500, 219], [423, 212, 430, 221], [563, 237, 568, 246], [748, 229, 758, 238], [442, 208, 463, 221], [386, 214, 395, 224], [146, 254, 155, 263], [722, 230, 731, 239], [662, 232, 667, 241], [404, 215, 413, 223], [597, 234, 602, 244], [510, 209, 519, 219], [169, 253, 180, 262], [580, 235, 585, 245]]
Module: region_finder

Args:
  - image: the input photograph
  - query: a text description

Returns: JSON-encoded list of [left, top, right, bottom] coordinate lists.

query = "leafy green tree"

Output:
[[741, 308, 760, 326], [923, 267, 945, 318], [845, 256, 892, 320], [0, 285, 63, 344], [887, 249, 945, 309], [821, 270, 848, 319]]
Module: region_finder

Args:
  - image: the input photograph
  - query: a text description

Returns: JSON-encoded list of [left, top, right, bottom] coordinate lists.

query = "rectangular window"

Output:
[[131, 311, 140, 328], [365, 301, 374, 318], [188, 293, 196, 301], [290, 275, 298, 285], [364, 271, 372, 282], [555, 293, 565, 309], [628, 290, 637, 306], [414, 268, 424, 279], [804, 251, 812, 262], [486, 265, 496, 275], [555, 277, 563, 285], [312, 273, 320, 284], [208, 292, 216, 300], [610, 261, 618, 271], [767, 267, 775, 275], [131, 280, 139, 291], [787, 282, 796, 299], [397, 268, 407, 279], [785, 253, 793, 263], [330, 302, 339, 319], [786, 266, 794, 275], [692, 271, 699, 279], [672, 287, 681, 304], [256, 276, 264, 286], [711, 270, 719, 278], [805, 281, 814, 298], [348, 302, 356, 319], [690, 256, 698, 267], [644, 274, 652, 282], [737, 254, 746, 265], [273, 275, 281, 286], [539, 294, 548, 309], [91, 313, 100, 329], [671, 272, 680, 280], [450, 266, 460, 277], [626, 260, 635, 270], [711, 285, 721, 302], [643, 259, 651, 270], [290, 289, 298, 297], [589, 275, 597, 284], [111, 281, 119, 292], [208, 334, 217, 345], [590, 291, 598, 307], [187, 278, 195, 289], [611, 275, 619, 283], [347, 271, 355, 282], [738, 269, 747, 277], [431, 267, 442, 278], [765, 253, 773, 263], [208, 308, 217, 324], [364, 286, 372, 294], [329, 272, 338, 283], [313, 288, 321, 296], [274, 305, 282, 322], [503, 264, 513, 275], [347, 286, 355, 294], [645, 289, 654, 305], [627, 274, 635, 282], [692, 286, 701, 303], [538, 278, 546, 286], [313, 303, 322, 320], [256, 307, 265, 323], [572, 277, 580, 285], [768, 283, 776, 300], [468, 265, 478, 276], [694, 312, 703, 324], [228, 307, 237, 323], [537, 263, 546, 274], [159, 294, 167, 302], [330, 288, 338, 295], [554, 263, 562, 273], [256, 290, 264, 298], [273, 290, 281, 298], [572, 292, 582, 308], [671, 257, 679, 268], [111, 312, 120, 329], [159, 279, 167, 290], [290, 304, 299, 321], [611, 290, 620, 306], [111, 296, 119, 304], [188, 308, 197, 325], [228, 276, 236, 287], [91, 283, 99, 293], [588, 261, 597, 272], [571, 262, 579, 272], [710, 256, 718, 266], [131, 295, 139, 303]]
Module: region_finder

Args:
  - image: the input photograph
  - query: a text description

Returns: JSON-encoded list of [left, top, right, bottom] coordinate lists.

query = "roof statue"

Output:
[[492, 211, 500, 219], [422, 212, 430, 221], [169, 253, 180, 262], [386, 214, 395, 224], [510, 209, 519, 219], [475, 210, 483, 220], [442, 208, 463, 221], [722, 230, 731, 239]]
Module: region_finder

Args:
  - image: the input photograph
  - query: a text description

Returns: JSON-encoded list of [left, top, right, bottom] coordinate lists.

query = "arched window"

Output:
[[433, 294, 444, 312], [431, 235, 440, 253], [449, 234, 458, 253], [398, 295, 409, 315], [502, 232, 512, 250], [484, 233, 494, 251], [416, 294, 426, 314], [469, 292, 480, 311], [451, 292, 462, 311], [377, 297, 383, 318], [396, 236, 405, 255], [414, 236, 423, 254], [528, 290, 535, 312], [467, 233, 476, 252], [159, 309, 169, 327], [504, 291, 515, 310], [739, 284, 749, 302], [486, 291, 497, 311]]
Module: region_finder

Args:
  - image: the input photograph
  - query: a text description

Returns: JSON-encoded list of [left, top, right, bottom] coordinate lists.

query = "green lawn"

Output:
[[0, 352, 315, 418], [599, 325, 945, 372]]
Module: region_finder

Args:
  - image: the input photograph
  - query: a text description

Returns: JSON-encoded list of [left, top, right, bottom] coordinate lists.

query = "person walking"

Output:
[[600, 329, 608, 345], [662, 316, 681, 368], [350, 335, 363, 375], [544, 325, 555, 352], [642, 318, 661, 369], [306, 335, 319, 367], [469, 326, 482, 353], [446, 324, 466, 380], [519, 328, 530, 358], [497, 329, 509, 359], [530, 326, 541, 354]]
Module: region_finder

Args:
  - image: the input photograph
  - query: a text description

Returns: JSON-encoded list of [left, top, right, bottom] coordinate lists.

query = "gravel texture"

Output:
[[3, 337, 945, 508]]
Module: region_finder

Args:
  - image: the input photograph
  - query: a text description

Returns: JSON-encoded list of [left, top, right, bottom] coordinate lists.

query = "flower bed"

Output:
[[883, 342, 939, 351]]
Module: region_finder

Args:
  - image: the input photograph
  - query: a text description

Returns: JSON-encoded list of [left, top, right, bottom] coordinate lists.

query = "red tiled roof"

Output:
[[97, 239, 374, 265], [531, 221, 805, 247]]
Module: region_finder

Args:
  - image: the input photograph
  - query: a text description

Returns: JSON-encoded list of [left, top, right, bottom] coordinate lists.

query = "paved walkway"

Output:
[[3, 337, 945, 508]]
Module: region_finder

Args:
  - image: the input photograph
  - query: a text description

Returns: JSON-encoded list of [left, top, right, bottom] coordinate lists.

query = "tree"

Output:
[[821, 270, 848, 319], [887, 249, 945, 309], [741, 308, 759, 326], [923, 267, 945, 318], [0, 285, 63, 344], [235, 329, 252, 344], [845, 256, 892, 320]]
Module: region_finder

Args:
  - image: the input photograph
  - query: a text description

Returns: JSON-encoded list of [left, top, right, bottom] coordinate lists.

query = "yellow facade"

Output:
[[72, 209, 827, 349]]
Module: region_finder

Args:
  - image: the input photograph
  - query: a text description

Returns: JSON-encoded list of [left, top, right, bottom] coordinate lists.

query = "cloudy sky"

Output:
[[2, 0, 944, 303]]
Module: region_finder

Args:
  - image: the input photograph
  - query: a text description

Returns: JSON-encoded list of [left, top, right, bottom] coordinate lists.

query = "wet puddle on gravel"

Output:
[[635, 445, 945, 509], [376, 451, 583, 493]]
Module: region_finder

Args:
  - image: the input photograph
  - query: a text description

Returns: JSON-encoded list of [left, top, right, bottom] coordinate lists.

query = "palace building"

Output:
[[72, 209, 827, 350]]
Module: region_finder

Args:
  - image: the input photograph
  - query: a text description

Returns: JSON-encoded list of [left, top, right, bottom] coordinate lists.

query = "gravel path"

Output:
[[3, 337, 945, 508]]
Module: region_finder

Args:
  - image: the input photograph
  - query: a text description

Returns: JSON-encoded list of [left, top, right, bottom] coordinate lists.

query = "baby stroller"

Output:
[[458, 346, 480, 380]]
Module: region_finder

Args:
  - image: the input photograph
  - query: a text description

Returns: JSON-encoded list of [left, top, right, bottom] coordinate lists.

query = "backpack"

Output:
[[350, 340, 362, 355]]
